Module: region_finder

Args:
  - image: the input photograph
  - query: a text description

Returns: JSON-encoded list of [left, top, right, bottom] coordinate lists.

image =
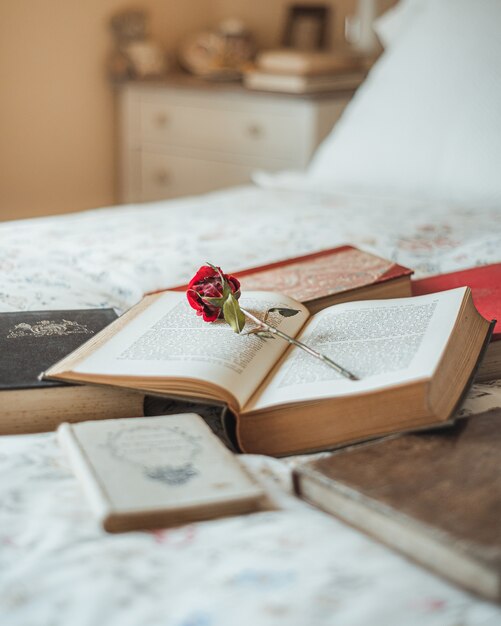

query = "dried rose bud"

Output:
[[187, 265, 241, 322]]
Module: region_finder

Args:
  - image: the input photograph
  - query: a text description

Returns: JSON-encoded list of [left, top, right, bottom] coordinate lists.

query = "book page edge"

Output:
[[57, 422, 113, 523], [294, 468, 500, 601]]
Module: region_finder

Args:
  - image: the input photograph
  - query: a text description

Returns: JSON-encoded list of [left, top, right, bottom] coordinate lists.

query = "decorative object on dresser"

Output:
[[345, 0, 379, 55], [44, 288, 492, 456], [58, 414, 266, 533], [117, 76, 354, 202], [283, 4, 330, 51], [178, 19, 255, 81], [0, 309, 144, 434], [293, 408, 501, 603], [107, 9, 167, 83], [412, 263, 501, 382], [165, 245, 413, 314]]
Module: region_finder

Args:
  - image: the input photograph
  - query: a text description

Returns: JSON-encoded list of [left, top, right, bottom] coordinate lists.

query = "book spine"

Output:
[[57, 423, 112, 523]]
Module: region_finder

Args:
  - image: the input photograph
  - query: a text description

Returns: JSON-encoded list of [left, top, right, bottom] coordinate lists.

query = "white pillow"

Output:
[[306, 0, 501, 209]]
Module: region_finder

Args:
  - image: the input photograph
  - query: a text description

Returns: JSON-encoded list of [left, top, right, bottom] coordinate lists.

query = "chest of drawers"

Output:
[[117, 76, 354, 203]]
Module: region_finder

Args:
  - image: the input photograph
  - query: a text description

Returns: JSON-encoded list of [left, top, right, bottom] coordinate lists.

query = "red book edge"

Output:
[[145, 245, 413, 296], [412, 264, 501, 341]]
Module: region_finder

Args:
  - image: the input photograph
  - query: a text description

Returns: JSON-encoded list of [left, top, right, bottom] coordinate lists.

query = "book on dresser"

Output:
[[254, 49, 366, 76], [243, 69, 365, 94], [412, 263, 501, 381], [43, 287, 493, 456], [58, 413, 266, 533], [0, 308, 144, 434], [166, 246, 414, 314], [293, 408, 501, 603], [244, 50, 367, 94]]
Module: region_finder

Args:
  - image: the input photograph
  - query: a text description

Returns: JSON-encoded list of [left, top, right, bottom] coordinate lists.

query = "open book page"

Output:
[[245, 288, 467, 412], [72, 291, 308, 410]]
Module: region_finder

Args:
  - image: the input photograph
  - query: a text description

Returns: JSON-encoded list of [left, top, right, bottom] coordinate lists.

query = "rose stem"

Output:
[[240, 307, 359, 381]]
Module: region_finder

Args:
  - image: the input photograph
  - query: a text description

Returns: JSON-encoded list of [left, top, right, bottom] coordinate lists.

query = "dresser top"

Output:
[[117, 72, 360, 101]]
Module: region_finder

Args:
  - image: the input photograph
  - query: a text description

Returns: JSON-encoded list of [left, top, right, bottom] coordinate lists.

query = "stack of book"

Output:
[[0, 308, 144, 434], [3, 247, 500, 443], [243, 49, 367, 94]]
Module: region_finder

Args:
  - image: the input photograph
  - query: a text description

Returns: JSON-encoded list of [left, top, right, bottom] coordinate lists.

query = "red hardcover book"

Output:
[[412, 264, 501, 380], [164, 246, 413, 314], [412, 264, 501, 340]]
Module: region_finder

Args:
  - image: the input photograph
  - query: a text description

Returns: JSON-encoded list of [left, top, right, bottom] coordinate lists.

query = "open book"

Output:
[[44, 287, 492, 456]]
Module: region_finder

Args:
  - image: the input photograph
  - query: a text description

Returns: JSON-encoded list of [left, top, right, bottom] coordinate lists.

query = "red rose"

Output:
[[186, 265, 241, 322]]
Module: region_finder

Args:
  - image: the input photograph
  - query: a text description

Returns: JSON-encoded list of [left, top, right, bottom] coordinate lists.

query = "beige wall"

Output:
[[0, 0, 211, 221], [0, 0, 394, 221]]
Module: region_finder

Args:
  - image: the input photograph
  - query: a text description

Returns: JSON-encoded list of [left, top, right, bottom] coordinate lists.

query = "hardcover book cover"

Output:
[[0, 308, 145, 435], [164, 246, 413, 312], [413, 264, 501, 381], [234, 246, 411, 303], [412, 263, 501, 340], [0, 308, 119, 390], [58, 413, 266, 532], [293, 408, 501, 602]]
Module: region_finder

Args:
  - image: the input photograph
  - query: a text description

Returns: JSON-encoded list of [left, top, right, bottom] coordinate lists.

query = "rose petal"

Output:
[[227, 275, 241, 294], [186, 289, 203, 311], [188, 265, 218, 288], [201, 305, 220, 322]]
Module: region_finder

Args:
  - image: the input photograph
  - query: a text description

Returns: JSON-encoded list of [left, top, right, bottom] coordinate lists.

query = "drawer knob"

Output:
[[155, 113, 169, 128], [155, 169, 170, 185], [247, 123, 264, 139]]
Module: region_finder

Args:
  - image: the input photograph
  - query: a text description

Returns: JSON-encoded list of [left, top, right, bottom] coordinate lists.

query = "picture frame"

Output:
[[283, 4, 330, 51]]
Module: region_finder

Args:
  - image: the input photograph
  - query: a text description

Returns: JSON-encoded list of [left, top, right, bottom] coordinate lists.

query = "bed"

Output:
[[2, 1, 501, 624]]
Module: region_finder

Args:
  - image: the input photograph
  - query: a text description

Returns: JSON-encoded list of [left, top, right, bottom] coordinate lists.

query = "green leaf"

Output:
[[266, 307, 300, 318], [222, 293, 246, 333]]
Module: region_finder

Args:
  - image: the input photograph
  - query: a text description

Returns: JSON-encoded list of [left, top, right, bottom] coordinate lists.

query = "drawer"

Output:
[[139, 100, 306, 161], [140, 151, 257, 201]]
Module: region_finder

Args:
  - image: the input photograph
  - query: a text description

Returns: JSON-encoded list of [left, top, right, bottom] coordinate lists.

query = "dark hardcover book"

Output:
[[293, 409, 501, 602], [0, 309, 144, 434]]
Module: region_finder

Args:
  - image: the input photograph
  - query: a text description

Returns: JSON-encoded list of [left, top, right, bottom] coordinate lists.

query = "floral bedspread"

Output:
[[1, 185, 501, 625]]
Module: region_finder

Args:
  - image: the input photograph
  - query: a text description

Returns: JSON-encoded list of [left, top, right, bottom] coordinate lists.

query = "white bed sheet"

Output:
[[1, 185, 501, 625]]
